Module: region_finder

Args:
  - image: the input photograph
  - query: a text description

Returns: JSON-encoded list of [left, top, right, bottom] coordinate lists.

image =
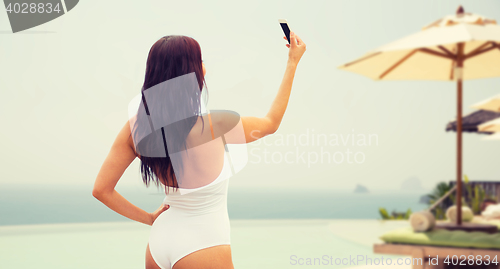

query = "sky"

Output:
[[0, 0, 499, 192]]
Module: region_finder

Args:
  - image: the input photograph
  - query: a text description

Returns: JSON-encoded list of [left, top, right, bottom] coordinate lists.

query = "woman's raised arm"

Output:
[[239, 31, 306, 143], [192, 32, 306, 145]]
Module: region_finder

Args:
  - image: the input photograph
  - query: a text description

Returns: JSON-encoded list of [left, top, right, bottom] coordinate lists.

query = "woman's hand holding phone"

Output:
[[238, 25, 306, 143], [284, 32, 306, 66]]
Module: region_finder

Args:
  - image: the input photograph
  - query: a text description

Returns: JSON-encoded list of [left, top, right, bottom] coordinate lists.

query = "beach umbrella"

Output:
[[446, 109, 500, 134], [478, 117, 500, 133], [471, 94, 500, 112], [339, 6, 500, 228]]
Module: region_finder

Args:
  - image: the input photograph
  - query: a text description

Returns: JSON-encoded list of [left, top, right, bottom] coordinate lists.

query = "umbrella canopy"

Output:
[[478, 117, 500, 133], [483, 132, 500, 140], [471, 94, 500, 112], [446, 109, 500, 133], [339, 10, 500, 81], [339, 6, 500, 229]]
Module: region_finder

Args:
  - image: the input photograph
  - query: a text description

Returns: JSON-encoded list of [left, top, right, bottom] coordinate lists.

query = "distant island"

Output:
[[354, 184, 369, 193]]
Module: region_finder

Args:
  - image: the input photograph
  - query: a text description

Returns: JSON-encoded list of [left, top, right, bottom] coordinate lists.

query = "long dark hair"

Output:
[[130, 35, 206, 193]]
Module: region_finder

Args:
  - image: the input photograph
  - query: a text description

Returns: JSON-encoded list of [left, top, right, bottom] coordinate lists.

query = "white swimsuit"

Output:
[[148, 151, 233, 269]]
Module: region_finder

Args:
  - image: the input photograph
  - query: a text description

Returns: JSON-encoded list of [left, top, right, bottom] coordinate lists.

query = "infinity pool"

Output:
[[0, 219, 411, 269]]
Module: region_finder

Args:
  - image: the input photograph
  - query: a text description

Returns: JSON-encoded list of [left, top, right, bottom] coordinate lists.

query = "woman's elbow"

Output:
[[260, 125, 278, 138], [92, 188, 102, 199], [268, 125, 279, 135], [92, 187, 108, 201], [267, 119, 281, 135]]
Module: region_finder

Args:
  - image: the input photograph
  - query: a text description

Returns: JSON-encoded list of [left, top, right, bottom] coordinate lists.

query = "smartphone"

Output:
[[279, 19, 291, 44]]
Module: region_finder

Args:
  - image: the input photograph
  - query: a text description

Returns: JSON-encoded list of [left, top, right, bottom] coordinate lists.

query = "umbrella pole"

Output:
[[456, 77, 463, 225], [456, 42, 464, 226]]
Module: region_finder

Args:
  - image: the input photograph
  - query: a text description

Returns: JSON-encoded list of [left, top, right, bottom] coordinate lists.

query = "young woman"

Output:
[[92, 32, 306, 269]]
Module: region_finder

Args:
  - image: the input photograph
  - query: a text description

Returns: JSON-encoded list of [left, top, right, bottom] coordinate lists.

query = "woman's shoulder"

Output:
[[187, 110, 242, 143], [209, 110, 245, 144], [209, 110, 240, 129]]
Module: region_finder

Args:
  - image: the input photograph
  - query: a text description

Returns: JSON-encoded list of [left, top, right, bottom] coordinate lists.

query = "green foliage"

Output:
[[405, 208, 413, 219], [426, 182, 455, 220], [463, 174, 486, 214], [381, 175, 494, 221], [427, 175, 493, 218], [379, 207, 391, 220], [378, 207, 412, 220]]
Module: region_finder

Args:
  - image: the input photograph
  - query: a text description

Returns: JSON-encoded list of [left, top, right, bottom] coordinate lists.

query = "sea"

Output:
[[0, 184, 427, 226]]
